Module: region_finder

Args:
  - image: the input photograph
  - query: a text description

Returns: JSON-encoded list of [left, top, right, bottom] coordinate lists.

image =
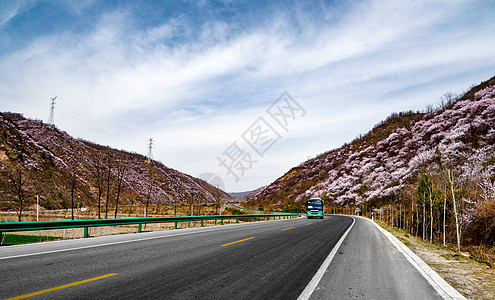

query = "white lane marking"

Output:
[[0, 219, 300, 260], [298, 216, 355, 300], [366, 217, 466, 300]]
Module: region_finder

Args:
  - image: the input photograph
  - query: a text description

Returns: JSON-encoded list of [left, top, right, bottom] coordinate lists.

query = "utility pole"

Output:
[[48, 96, 57, 126]]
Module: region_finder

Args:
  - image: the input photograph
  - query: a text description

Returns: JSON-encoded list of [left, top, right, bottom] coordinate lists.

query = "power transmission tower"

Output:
[[48, 96, 57, 126], [146, 138, 154, 162]]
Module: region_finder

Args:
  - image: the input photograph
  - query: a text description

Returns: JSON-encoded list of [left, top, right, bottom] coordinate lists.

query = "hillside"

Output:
[[250, 75, 495, 218], [0, 113, 229, 219]]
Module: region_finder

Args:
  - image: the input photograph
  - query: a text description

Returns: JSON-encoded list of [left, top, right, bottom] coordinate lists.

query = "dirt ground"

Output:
[[381, 223, 495, 300]]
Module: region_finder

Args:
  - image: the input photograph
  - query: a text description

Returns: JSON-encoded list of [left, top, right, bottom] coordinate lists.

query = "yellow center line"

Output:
[[305, 223, 313, 225], [6, 273, 118, 300], [221, 237, 255, 246], [282, 227, 295, 231]]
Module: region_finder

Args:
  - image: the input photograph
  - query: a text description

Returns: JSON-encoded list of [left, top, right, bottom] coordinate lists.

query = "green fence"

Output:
[[0, 213, 301, 241]]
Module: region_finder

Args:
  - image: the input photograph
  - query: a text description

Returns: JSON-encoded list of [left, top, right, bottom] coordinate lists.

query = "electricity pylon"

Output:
[[146, 138, 154, 162], [48, 96, 57, 126]]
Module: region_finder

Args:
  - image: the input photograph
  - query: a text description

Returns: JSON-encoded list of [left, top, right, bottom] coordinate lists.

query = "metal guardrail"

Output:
[[0, 213, 301, 240]]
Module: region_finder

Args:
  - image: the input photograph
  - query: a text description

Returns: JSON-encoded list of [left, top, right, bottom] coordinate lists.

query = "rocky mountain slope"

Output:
[[0, 113, 229, 213], [250, 76, 495, 209]]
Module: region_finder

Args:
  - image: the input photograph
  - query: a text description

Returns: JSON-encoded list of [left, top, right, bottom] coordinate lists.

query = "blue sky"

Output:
[[1, 0, 495, 192]]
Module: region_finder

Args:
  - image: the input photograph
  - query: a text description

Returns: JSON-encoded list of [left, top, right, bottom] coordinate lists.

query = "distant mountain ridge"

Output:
[[0, 112, 229, 213], [249, 75, 495, 207], [229, 186, 265, 200]]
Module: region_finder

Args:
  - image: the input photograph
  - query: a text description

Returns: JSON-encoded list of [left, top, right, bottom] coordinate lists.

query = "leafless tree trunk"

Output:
[[114, 161, 126, 219], [89, 154, 105, 219], [70, 171, 76, 220], [105, 156, 113, 219], [144, 161, 154, 219], [145, 178, 152, 219], [422, 191, 426, 240], [190, 196, 193, 216], [429, 186, 433, 243], [11, 169, 29, 222], [213, 185, 224, 224], [446, 169, 461, 252], [411, 196, 414, 235], [443, 189, 447, 246], [174, 197, 177, 217], [416, 202, 419, 237]]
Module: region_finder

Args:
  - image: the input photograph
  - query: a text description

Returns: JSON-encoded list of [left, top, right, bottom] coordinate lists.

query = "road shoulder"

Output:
[[366, 217, 466, 300], [376, 220, 495, 300], [308, 216, 444, 300]]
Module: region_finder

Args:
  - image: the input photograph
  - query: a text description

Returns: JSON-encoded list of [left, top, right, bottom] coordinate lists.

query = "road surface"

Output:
[[0, 215, 460, 299]]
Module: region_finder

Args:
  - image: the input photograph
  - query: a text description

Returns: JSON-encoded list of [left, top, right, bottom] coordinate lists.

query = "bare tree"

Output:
[[14, 169, 28, 221], [104, 155, 113, 219], [441, 181, 447, 247], [70, 171, 77, 220], [89, 154, 105, 219], [445, 169, 461, 252], [174, 194, 178, 217], [145, 161, 154, 218], [439, 91, 459, 109], [114, 160, 126, 219], [3, 167, 33, 222]]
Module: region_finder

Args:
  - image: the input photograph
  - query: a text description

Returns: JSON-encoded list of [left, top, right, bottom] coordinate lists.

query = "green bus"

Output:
[[306, 198, 324, 219]]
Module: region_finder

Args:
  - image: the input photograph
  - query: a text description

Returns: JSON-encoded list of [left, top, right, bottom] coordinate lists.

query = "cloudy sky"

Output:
[[1, 0, 494, 192]]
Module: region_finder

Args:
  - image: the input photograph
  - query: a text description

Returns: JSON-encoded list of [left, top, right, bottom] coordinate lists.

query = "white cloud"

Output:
[[1, 0, 495, 191]]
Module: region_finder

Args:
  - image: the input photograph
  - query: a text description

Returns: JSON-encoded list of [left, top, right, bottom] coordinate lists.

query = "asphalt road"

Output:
[[0, 215, 454, 299], [308, 217, 447, 300]]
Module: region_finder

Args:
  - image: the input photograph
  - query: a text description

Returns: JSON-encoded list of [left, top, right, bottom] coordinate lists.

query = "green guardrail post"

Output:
[[201, 220, 204, 227], [138, 223, 142, 233], [221, 218, 223, 225], [236, 218, 239, 223], [175, 221, 178, 229], [258, 217, 260, 221], [83, 227, 88, 238]]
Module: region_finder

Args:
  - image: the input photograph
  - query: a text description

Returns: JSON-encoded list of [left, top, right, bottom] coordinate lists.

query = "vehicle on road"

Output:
[[306, 198, 324, 219]]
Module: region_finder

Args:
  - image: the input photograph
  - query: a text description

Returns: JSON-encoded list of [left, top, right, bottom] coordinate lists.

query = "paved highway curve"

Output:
[[1, 215, 455, 299]]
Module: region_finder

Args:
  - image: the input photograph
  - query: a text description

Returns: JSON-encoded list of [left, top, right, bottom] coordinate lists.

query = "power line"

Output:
[[48, 96, 57, 126]]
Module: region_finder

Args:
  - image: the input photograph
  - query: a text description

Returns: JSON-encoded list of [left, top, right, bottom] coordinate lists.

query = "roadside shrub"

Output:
[[464, 199, 495, 245]]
